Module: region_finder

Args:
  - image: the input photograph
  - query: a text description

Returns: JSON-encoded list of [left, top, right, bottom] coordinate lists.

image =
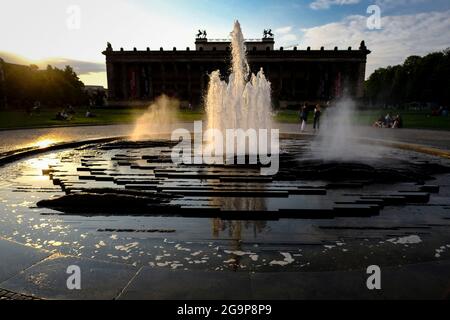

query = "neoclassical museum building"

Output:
[[103, 31, 370, 107]]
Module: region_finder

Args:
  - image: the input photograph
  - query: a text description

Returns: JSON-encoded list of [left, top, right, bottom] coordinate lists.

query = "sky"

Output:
[[1, 0, 449, 87]]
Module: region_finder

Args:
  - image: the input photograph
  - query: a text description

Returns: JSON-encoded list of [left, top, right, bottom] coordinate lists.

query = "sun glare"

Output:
[[35, 139, 57, 149]]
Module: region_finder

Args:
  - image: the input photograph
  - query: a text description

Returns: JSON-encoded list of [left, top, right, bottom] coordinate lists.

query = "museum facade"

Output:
[[103, 33, 370, 107]]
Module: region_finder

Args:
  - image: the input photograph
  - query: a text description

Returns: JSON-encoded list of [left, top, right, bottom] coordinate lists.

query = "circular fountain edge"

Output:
[[1, 133, 449, 169]]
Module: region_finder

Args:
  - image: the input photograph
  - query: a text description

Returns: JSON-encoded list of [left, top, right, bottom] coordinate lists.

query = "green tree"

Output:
[[3, 62, 88, 109], [365, 49, 450, 107]]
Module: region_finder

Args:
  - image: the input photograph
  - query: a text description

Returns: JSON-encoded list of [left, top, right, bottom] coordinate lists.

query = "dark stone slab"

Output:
[[111, 157, 140, 161], [277, 208, 335, 219], [36, 193, 175, 214], [78, 175, 96, 181], [354, 199, 385, 206], [397, 192, 430, 203], [0, 255, 137, 300], [290, 188, 327, 195], [94, 176, 115, 182], [360, 195, 407, 205], [276, 205, 379, 219], [161, 189, 289, 198], [130, 165, 158, 170], [156, 185, 217, 191], [326, 182, 364, 189], [360, 192, 430, 204], [419, 185, 440, 193], [0, 239, 51, 283], [114, 179, 158, 185], [125, 184, 158, 190], [333, 204, 380, 217], [52, 179, 63, 186], [119, 268, 251, 300], [335, 199, 385, 207], [251, 260, 450, 300], [90, 171, 107, 175]]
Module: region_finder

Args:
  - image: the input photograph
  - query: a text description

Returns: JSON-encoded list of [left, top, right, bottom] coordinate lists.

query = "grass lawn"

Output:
[[0, 108, 144, 129], [275, 109, 450, 130], [0, 107, 206, 130], [0, 107, 448, 130]]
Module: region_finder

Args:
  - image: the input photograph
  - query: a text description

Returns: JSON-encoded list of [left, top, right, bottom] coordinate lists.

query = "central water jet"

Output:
[[205, 21, 273, 135]]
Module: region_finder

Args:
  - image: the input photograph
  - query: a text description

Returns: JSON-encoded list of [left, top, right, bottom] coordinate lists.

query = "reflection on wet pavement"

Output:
[[0, 138, 449, 274]]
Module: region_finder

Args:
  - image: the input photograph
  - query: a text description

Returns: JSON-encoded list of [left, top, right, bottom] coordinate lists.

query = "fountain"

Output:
[[1, 21, 449, 300], [311, 96, 384, 161], [205, 21, 272, 135]]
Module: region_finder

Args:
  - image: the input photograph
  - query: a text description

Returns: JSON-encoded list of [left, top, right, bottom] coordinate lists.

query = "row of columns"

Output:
[[107, 62, 197, 101], [105, 60, 366, 102]]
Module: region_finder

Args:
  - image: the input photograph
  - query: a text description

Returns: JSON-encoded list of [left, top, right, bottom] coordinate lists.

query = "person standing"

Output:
[[313, 104, 322, 131], [300, 105, 309, 132]]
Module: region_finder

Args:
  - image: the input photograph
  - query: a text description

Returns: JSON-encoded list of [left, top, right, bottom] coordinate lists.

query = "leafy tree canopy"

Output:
[[1, 62, 88, 109], [365, 49, 450, 107]]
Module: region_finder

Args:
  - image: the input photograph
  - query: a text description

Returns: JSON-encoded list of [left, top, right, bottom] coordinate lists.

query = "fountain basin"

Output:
[[0, 135, 449, 275]]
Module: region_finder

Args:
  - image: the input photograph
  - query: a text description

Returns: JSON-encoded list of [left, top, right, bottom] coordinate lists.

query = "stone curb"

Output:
[[0, 136, 126, 167], [1, 131, 449, 169], [279, 132, 450, 159], [361, 138, 450, 159]]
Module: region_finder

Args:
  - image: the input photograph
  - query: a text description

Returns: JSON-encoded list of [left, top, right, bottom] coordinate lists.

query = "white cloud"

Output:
[[375, 0, 428, 10], [275, 26, 293, 34], [275, 26, 298, 44], [300, 10, 450, 77], [279, 34, 298, 43], [310, 0, 360, 10]]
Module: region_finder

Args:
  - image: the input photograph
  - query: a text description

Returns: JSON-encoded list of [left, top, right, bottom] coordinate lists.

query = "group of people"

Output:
[[55, 106, 74, 121], [373, 113, 403, 129], [300, 104, 322, 132], [54, 104, 97, 121], [432, 106, 449, 117], [25, 100, 99, 121]]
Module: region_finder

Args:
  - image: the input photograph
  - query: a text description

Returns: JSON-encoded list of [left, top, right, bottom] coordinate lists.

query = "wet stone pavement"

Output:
[[0, 136, 449, 299], [0, 288, 39, 300]]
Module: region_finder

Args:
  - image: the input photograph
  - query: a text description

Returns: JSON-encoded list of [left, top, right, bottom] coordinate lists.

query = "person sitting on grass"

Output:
[[55, 109, 72, 121], [67, 104, 75, 115], [392, 114, 403, 129], [85, 108, 96, 118], [373, 115, 385, 128]]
